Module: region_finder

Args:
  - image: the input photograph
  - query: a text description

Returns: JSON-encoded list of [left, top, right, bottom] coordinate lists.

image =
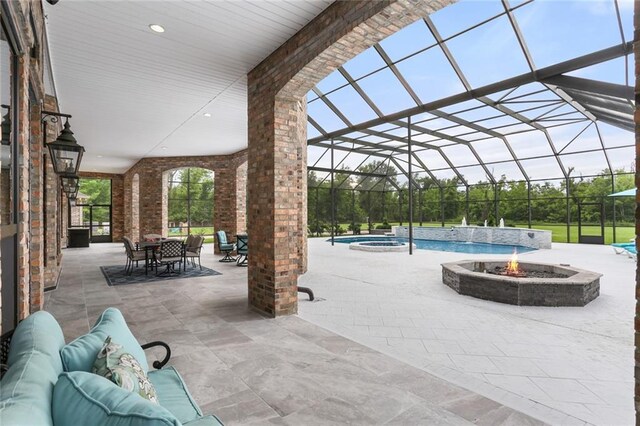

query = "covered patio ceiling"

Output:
[[307, 0, 635, 190], [44, 0, 332, 173]]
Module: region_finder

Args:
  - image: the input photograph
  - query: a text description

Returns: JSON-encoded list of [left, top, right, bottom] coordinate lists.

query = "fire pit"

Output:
[[441, 253, 602, 306]]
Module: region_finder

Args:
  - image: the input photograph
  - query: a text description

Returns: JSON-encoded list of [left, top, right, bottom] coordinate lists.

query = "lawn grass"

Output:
[[328, 221, 634, 244]]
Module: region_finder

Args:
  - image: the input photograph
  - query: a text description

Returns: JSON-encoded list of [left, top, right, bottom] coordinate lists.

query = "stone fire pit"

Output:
[[441, 260, 602, 306]]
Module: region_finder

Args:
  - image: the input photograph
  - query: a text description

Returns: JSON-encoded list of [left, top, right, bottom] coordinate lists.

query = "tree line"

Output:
[[308, 161, 634, 232]]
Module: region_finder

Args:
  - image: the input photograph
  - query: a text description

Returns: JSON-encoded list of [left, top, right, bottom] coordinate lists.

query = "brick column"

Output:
[[213, 158, 247, 253], [139, 169, 164, 236], [213, 165, 235, 252], [123, 173, 140, 241], [132, 174, 140, 241], [16, 56, 31, 319], [29, 104, 44, 312], [43, 151, 61, 288], [235, 160, 247, 234], [247, 0, 448, 317]]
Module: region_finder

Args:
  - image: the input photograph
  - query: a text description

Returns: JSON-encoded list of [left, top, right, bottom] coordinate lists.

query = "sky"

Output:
[[306, 0, 635, 187]]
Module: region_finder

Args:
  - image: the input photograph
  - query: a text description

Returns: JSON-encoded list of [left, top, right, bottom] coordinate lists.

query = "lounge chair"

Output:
[[624, 246, 637, 261], [216, 230, 236, 262], [612, 242, 636, 255]]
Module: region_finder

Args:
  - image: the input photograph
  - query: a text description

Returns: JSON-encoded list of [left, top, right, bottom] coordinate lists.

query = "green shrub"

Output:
[[348, 223, 361, 235], [376, 219, 391, 230]]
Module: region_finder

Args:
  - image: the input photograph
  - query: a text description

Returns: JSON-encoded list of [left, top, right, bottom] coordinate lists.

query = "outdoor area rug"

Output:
[[100, 265, 222, 286]]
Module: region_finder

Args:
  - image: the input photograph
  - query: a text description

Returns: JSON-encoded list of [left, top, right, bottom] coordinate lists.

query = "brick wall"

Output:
[[29, 104, 44, 311], [2, 1, 64, 318], [247, 0, 451, 317], [16, 55, 30, 319], [43, 96, 62, 289], [131, 174, 140, 242], [122, 152, 247, 245]]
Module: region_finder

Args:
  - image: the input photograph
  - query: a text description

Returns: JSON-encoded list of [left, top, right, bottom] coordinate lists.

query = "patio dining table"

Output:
[[138, 238, 186, 275]]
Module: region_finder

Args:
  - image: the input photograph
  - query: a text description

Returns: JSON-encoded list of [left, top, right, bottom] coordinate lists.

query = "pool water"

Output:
[[360, 241, 404, 247], [329, 236, 536, 254]]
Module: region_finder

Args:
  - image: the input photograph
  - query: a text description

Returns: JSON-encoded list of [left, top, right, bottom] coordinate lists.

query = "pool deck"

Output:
[[299, 239, 635, 425]]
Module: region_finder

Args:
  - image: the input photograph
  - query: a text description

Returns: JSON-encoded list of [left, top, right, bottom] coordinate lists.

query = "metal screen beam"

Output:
[[544, 75, 634, 101], [308, 42, 632, 144]]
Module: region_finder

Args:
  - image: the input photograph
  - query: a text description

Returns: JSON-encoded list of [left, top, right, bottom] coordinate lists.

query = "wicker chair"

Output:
[[155, 239, 184, 275]]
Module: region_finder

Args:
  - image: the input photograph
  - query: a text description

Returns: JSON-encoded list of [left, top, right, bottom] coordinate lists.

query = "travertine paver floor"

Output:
[[44, 243, 545, 425], [299, 238, 635, 425]]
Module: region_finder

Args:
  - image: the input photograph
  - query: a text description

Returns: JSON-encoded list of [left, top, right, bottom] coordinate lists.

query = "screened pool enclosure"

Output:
[[306, 0, 635, 244]]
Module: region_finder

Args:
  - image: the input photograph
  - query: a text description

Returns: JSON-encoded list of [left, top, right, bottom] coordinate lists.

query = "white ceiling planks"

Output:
[[44, 0, 332, 173]]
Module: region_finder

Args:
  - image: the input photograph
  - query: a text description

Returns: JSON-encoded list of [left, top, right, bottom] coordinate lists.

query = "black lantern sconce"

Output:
[[67, 186, 79, 205], [61, 174, 80, 195], [41, 110, 85, 177]]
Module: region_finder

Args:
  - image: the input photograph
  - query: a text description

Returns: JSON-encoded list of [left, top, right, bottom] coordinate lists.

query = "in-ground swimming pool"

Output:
[[329, 236, 536, 254]]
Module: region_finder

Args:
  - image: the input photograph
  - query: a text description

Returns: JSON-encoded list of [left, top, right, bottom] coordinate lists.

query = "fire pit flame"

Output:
[[505, 250, 522, 276]]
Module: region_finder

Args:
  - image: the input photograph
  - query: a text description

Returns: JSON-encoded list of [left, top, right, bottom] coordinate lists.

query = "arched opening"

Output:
[[164, 167, 215, 240], [131, 173, 139, 242]]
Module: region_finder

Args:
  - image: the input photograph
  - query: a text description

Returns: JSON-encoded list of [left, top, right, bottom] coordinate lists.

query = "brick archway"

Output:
[[247, 0, 452, 317], [123, 152, 247, 244]]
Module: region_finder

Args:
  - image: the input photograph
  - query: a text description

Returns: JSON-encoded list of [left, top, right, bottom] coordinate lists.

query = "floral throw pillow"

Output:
[[92, 336, 159, 404]]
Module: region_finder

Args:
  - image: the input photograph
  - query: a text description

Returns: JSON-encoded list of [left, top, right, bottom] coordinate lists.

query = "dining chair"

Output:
[[123, 236, 145, 275], [155, 239, 184, 276], [185, 235, 204, 270]]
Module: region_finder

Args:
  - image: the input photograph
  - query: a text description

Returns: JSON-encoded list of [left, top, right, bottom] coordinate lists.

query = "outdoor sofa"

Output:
[[0, 307, 222, 426]]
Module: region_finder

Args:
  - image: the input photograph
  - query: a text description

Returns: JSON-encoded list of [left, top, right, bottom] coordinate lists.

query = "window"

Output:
[[167, 168, 214, 238]]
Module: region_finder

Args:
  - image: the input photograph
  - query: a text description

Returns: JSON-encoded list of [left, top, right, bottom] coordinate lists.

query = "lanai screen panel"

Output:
[[307, 0, 634, 190]]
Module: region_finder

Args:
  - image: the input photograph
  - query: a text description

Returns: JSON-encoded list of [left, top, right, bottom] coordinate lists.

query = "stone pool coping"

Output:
[[441, 260, 602, 306], [349, 241, 417, 252]]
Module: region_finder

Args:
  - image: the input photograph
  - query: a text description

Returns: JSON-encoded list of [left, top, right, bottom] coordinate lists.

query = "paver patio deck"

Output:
[[299, 238, 635, 425], [43, 243, 547, 425]]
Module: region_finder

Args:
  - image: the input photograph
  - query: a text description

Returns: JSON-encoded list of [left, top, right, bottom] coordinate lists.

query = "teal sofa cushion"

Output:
[[148, 367, 202, 424], [61, 307, 148, 373], [183, 415, 224, 426], [52, 371, 180, 426], [0, 311, 65, 426]]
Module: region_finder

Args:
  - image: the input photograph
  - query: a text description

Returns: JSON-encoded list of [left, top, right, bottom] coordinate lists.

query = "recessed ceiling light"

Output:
[[96, 155, 103, 158], [161, 146, 167, 150], [149, 24, 165, 33], [203, 113, 211, 117]]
